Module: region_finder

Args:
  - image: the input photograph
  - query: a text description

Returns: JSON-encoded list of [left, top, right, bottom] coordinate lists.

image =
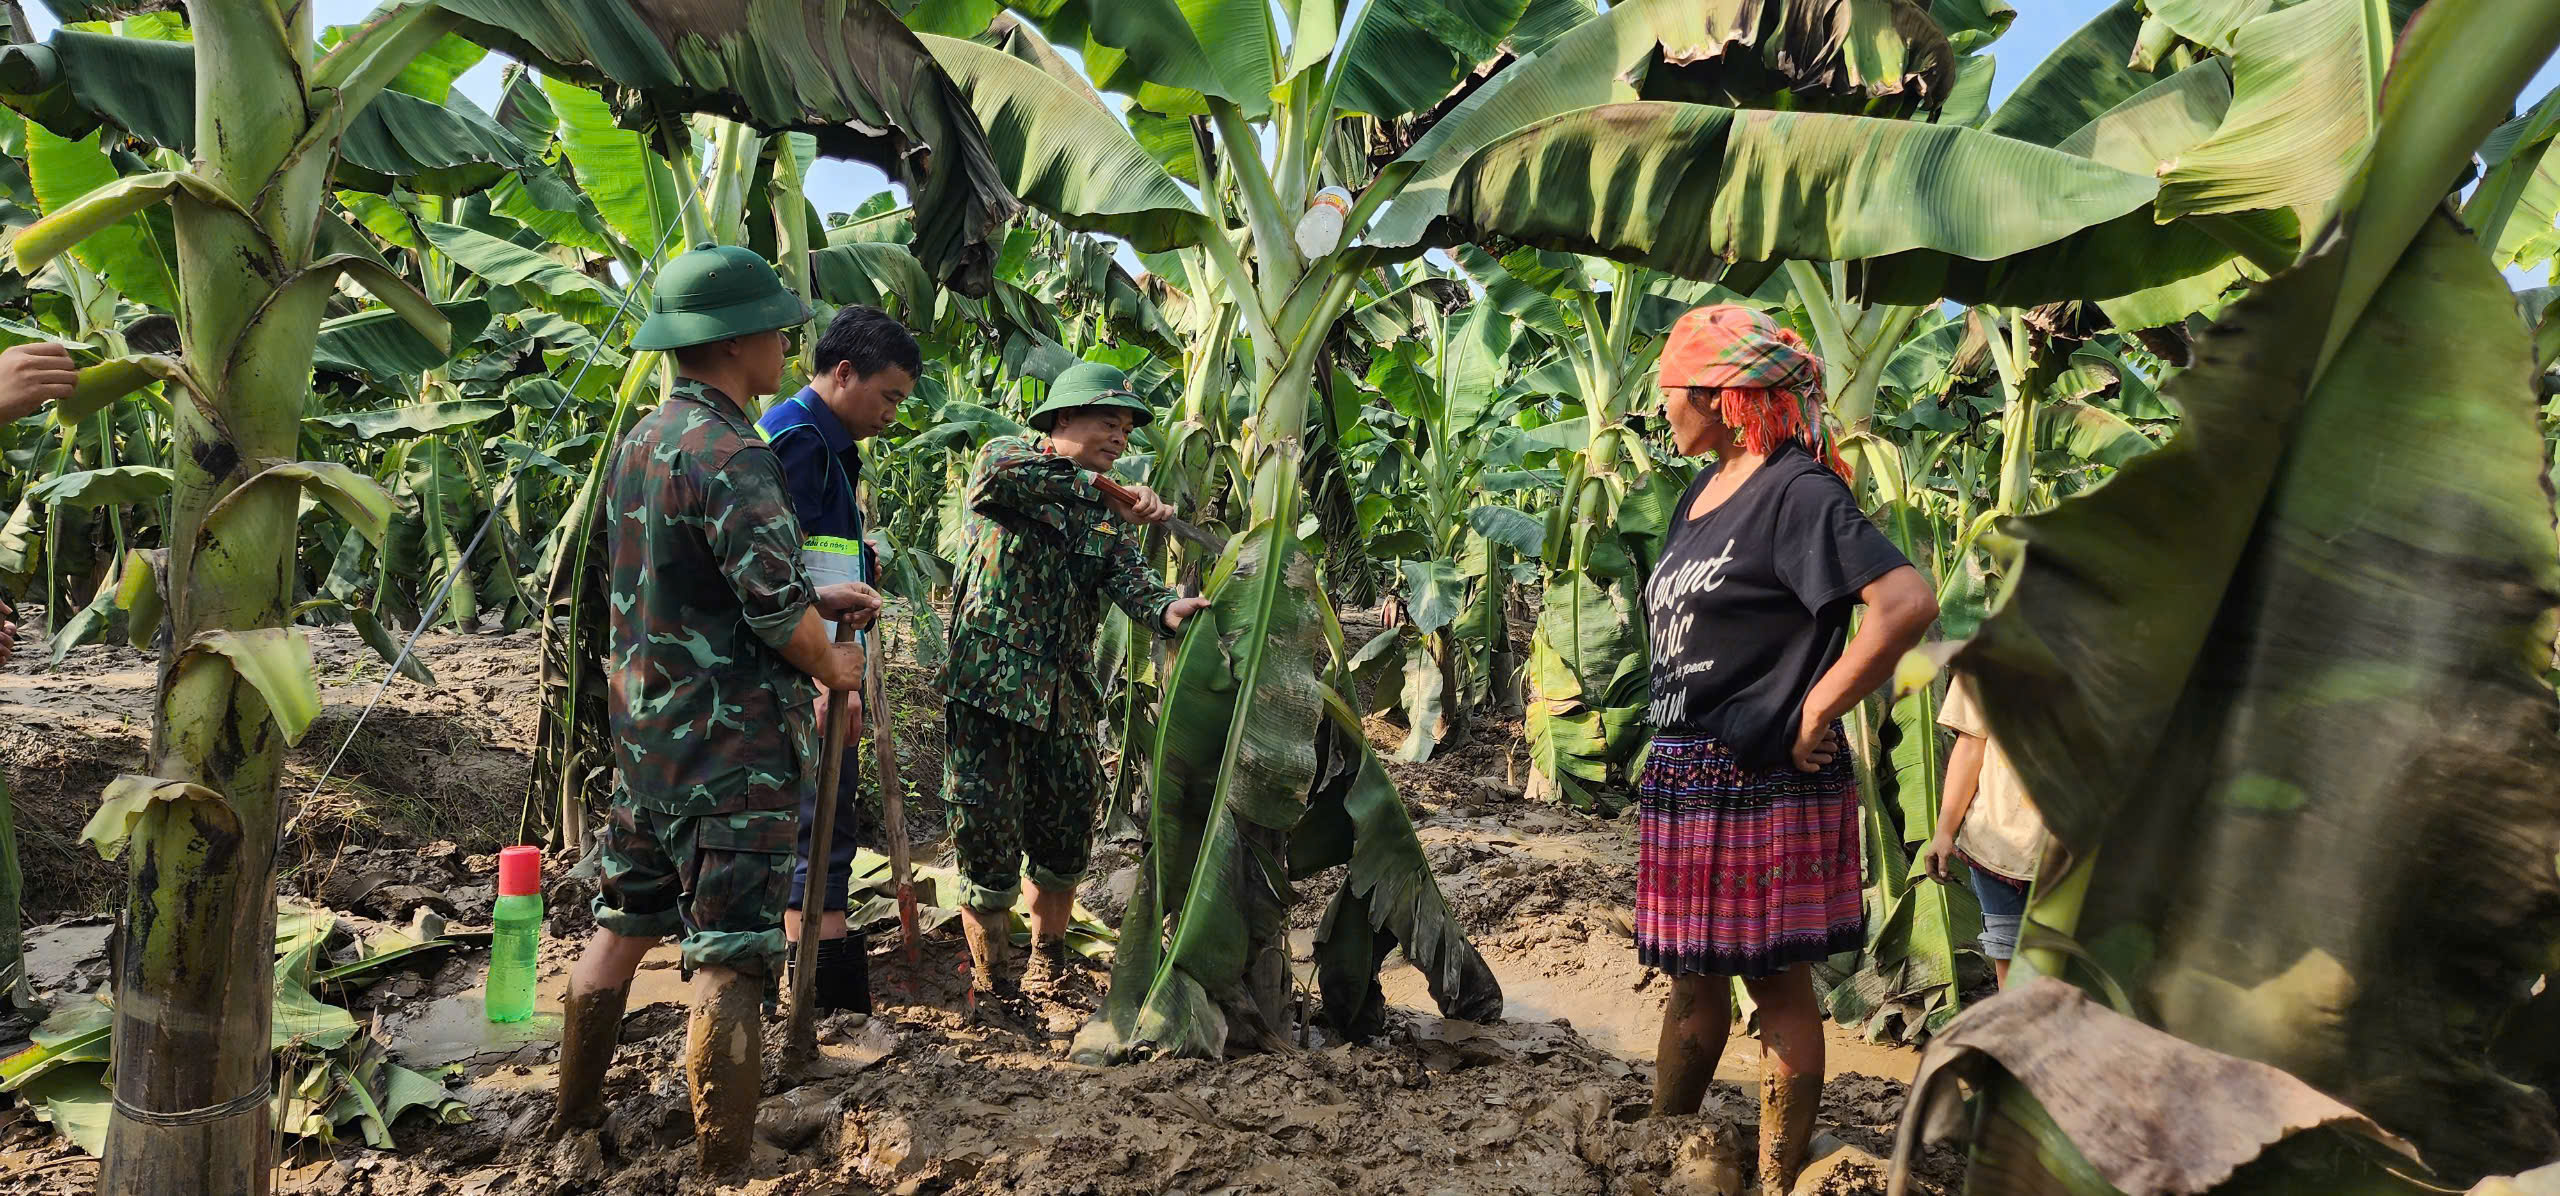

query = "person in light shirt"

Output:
[[1924, 673, 2055, 987]]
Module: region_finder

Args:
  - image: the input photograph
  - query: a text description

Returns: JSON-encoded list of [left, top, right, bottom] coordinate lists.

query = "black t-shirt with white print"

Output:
[[1644, 442, 1911, 770]]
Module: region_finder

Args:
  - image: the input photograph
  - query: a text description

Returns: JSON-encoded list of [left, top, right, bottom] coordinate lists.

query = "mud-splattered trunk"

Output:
[[102, 3, 324, 1189]]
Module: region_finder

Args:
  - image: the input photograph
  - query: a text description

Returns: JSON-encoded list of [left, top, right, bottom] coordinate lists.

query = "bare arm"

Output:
[[1925, 732, 1985, 882], [1789, 564, 1938, 771], [779, 607, 863, 694]]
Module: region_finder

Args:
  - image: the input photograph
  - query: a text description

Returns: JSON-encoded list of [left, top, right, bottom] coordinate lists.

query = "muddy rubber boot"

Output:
[[1755, 1066, 1821, 1196], [549, 981, 629, 1138], [1022, 935, 1070, 994], [960, 906, 1014, 1001], [685, 970, 766, 1177]]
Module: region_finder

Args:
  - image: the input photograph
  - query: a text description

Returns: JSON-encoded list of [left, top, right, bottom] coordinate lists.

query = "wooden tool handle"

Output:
[[1091, 473, 1140, 507], [784, 619, 860, 1068]]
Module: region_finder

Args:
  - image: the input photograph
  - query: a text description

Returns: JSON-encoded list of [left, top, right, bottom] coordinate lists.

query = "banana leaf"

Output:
[[28, 464, 172, 508], [313, 299, 493, 388], [22, 118, 177, 313], [1333, 0, 1533, 121], [1976, 0, 2165, 149], [0, 32, 551, 198], [1002, 0, 1279, 118], [307, 398, 509, 442], [1077, 490, 1502, 1061], [1525, 572, 1646, 810], [921, 32, 1211, 253], [431, 0, 1020, 293], [1077, 513, 1320, 1062], [1440, 100, 2240, 309], [2154, 0, 2379, 221], [1297, 706, 1503, 1039], [1957, 213, 2560, 1182]]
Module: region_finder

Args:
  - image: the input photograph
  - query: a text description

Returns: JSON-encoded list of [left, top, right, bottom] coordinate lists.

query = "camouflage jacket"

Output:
[[604, 377, 819, 815], [940, 435, 1181, 731]]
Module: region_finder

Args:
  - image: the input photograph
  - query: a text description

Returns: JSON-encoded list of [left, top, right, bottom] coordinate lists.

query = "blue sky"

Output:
[[26, 2, 2560, 274]]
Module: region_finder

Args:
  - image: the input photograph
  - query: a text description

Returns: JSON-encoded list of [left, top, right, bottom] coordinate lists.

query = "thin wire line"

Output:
[[286, 194, 702, 843]]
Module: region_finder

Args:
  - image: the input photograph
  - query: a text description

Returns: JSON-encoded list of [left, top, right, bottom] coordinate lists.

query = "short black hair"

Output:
[[815, 305, 922, 380]]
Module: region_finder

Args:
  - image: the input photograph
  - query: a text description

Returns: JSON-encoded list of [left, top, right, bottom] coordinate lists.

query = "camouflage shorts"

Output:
[[945, 700, 1101, 910], [592, 802, 796, 977]]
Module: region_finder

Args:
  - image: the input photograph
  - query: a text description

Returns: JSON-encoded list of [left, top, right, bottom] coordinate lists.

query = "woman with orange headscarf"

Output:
[[1637, 305, 1937, 1192]]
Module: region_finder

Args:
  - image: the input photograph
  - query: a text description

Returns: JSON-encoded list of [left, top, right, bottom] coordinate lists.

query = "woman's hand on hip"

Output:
[[1789, 711, 1838, 773]]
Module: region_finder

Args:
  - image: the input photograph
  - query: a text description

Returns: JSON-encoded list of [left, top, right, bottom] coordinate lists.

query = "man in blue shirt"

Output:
[[756, 304, 919, 1012]]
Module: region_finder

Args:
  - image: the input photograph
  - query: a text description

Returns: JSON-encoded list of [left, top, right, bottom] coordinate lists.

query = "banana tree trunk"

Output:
[[106, 3, 351, 1188], [1237, 345, 1318, 1043], [0, 774, 25, 1011]]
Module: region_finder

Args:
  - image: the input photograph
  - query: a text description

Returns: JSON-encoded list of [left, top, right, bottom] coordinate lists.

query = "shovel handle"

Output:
[[1090, 473, 1143, 510]]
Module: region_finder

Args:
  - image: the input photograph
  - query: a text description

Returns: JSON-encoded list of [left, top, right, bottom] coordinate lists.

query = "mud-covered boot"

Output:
[[961, 905, 1034, 1028], [549, 981, 629, 1137], [1022, 935, 1073, 995], [685, 969, 766, 1176], [1755, 1065, 1821, 1196], [960, 906, 1012, 998]]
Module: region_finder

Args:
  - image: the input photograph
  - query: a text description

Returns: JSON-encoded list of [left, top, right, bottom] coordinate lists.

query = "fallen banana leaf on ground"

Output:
[[1889, 978, 2416, 1196], [2, 899, 467, 1156], [846, 848, 1118, 958]]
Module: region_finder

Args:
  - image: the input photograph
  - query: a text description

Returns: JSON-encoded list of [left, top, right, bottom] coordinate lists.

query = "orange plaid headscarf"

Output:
[[1658, 304, 1845, 479]]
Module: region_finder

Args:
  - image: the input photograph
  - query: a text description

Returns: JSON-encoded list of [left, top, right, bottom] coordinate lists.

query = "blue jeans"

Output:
[[1970, 867, 2029, 961]]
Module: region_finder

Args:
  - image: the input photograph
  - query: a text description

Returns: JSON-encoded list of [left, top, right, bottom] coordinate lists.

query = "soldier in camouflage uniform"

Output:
[[942, 361, 1209, 1007], [551, 245, 879, 1174]]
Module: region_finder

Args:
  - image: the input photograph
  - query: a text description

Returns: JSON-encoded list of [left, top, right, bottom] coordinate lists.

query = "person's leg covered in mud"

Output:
[[1651, 973, 1733, 1119], [1742, 964, 1825, 1196], [554, 800, 680, 1136], [945, 701, 1030, 1003], [1020, 721, 1103, 993], [661, 807, 796, 1174]]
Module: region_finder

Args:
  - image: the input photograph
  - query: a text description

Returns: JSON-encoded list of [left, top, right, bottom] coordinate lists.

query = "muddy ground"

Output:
[[0, 616, 1952, 1195]]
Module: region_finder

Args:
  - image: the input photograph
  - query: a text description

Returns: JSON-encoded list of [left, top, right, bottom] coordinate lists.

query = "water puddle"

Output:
[[18, 920, 111, 992], [1377, 941, 1918, 1084], [378, 947, 695, 1068]]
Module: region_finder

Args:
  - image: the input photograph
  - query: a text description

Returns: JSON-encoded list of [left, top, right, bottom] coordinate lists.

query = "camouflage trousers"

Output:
[[945, 700, 1101, 910], [593, 801, 796, 977]]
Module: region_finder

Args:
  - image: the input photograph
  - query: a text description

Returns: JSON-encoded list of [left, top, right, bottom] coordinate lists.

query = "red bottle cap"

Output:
[[497, 846, 541, 897]]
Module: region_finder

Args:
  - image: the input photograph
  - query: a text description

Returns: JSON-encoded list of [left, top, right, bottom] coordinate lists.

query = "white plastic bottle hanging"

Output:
[[1294, 187, 1353, 260]]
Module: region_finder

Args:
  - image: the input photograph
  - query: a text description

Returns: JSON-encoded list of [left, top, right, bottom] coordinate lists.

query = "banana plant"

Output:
[[1910, 0, 2560, 1186], [0, 4, 1011, 1188], [1348, 298, 1531, 762], [1452, 246, 1714, 809]]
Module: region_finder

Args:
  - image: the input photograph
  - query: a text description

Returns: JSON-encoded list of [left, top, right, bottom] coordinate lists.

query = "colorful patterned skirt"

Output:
[[1635, 732, 1866, 978]]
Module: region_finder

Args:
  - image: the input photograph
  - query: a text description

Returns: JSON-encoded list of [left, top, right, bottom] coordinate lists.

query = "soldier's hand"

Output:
[[816, 582, 883, 629], [0, 599, 17, 671], [1163, 596, 1211, 631], [0, 343, 77, 423], [816, 686, 865, 733], [1104, 482, 1173, 526]]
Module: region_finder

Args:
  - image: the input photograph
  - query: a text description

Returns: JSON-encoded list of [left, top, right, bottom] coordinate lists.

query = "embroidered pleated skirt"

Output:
[[1634, 732, 1867, 978]]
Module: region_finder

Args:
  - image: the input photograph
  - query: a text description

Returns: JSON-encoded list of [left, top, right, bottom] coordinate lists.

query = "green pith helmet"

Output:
[[630, 243, 813, 351], [1028, 361, 1157, 432]]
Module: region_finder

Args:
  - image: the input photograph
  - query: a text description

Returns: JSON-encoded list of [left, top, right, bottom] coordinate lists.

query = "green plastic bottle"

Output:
[[486, 845, 542, 1023]]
